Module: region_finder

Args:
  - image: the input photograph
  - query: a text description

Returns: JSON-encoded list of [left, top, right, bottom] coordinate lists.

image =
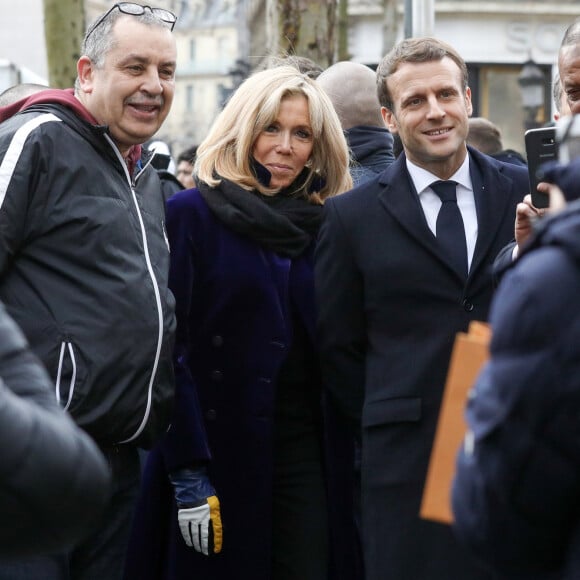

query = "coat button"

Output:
[[210, 370, 223, 382], [206, 409, 217, 421], [211, 335, 224, 347], [462, 299, 474, 312]]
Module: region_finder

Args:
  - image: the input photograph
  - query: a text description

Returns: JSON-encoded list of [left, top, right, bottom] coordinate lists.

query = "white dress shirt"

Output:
[[406, 154, 477, 272]]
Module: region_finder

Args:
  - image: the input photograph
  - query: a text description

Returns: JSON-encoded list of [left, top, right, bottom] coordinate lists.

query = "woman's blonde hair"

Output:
[[194, 65, 352, 202]]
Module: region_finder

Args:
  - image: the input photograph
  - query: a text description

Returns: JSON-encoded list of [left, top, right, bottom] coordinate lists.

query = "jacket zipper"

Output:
[[106, 134, 165, 444]]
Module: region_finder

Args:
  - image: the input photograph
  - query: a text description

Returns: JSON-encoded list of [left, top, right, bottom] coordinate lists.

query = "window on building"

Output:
[[186, 84, 194, 113], [217, 36, 229, 60], [468, 63, 552, 158]]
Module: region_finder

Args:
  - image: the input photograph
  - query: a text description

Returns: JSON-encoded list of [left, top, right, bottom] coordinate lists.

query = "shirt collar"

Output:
[[406, 152, 472, 195]]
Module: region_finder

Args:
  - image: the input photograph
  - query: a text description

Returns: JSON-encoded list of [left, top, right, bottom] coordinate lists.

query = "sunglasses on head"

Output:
[[86, 2, 177, 40]]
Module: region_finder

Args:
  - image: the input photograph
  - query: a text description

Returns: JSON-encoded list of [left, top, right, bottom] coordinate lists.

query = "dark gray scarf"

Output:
[[198, 174, 322, 258]]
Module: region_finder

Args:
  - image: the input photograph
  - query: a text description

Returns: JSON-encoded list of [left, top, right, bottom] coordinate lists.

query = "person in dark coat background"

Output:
[[318, 60, 396, 187], [175, 145, 198, 190], [315, 37, 528, 580], [467, 116, 527, 167], [124, 65, 353, 580], [147, 139, 184, 200], [452, 156, 580, 580]]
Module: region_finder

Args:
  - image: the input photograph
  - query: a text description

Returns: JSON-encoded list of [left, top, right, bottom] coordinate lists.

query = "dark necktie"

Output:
[[431, 180, 468, 278]]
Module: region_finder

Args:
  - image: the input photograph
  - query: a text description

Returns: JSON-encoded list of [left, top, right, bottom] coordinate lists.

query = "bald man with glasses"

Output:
[[0, 4, 178, 579]]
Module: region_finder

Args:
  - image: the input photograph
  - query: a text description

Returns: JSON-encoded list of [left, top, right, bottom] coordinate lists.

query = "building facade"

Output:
[[164, 0, 242, 154]]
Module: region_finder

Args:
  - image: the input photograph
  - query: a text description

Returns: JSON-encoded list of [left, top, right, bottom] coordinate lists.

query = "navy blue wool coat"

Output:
[[453, 199, 580, 579], [124, 187, 323, 580]]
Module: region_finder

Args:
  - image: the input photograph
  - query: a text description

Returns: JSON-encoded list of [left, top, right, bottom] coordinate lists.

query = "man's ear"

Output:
[[381, 106, 398, 134], [465, 86, 473, 117], [77, 56, 95, 94]]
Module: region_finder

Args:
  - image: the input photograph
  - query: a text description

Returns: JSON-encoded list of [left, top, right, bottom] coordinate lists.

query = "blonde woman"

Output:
[[125, 65, 352, 580]]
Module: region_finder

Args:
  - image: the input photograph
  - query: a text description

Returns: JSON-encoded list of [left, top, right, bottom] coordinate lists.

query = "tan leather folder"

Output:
[[419, 321, 491, 524]]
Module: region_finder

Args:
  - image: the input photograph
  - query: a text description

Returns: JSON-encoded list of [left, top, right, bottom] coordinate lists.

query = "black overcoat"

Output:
[[315, 147, 528, 579]]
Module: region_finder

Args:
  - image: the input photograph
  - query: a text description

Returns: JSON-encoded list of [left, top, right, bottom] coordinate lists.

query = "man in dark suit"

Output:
[[314, 37, 528, 580]]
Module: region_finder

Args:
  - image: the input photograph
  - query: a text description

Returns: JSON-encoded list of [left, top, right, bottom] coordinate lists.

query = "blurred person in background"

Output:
[[148, 139, 183, 199], [175, 145, 198, 189], [269, 54, 324, 79], [467, 116, 526, 167], [318, 60, 396, 187], [0, 83, 49, 106]]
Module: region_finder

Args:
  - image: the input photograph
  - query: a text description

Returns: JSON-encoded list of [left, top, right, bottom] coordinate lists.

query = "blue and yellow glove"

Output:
[[169, 465, 223, 555]]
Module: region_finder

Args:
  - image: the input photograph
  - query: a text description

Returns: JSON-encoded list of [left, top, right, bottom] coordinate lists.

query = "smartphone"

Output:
[[525, 126, 558, 209]]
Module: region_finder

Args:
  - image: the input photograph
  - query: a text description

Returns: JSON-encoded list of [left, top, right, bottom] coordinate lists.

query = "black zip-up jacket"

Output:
[[0, 102, 176, 448]]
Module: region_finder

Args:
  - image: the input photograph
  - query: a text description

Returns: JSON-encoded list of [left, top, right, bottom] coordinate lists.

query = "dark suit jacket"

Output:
[[314, 147, 528, 580]]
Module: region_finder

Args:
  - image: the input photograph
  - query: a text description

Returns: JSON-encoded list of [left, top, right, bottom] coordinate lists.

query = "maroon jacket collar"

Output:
[[0, 88, 142, 174]]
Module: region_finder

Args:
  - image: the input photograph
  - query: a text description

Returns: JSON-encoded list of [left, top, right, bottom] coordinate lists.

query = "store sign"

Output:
[[506, 22, 564, 56]]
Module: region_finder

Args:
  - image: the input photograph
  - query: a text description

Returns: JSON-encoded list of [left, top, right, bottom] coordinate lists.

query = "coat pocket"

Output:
[[55, 340, 79, 411], [363, 396, 421, 428]]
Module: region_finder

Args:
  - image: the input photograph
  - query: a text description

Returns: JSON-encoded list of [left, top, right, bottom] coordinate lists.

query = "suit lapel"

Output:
[[377, 156, 438, 252], [468, 149, 515, 279], [377, 151, 516, 284], [377, 156, 465, 281]]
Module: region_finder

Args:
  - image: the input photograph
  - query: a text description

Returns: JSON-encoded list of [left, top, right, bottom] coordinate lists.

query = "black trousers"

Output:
[[272, 420, 328, 580]]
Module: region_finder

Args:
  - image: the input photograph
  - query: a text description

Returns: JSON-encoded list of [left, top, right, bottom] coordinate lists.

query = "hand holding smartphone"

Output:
[[524, 126, 558, 209]]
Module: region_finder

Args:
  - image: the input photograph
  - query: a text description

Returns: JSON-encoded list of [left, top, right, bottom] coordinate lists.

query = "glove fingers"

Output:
[[178, 506, 206, 553], [200, 520, 209, 556], [177, 518, 193, 548], [177, 498, 222, 556], [195, 522, 205, 555], [186, 522, 195, 548]]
